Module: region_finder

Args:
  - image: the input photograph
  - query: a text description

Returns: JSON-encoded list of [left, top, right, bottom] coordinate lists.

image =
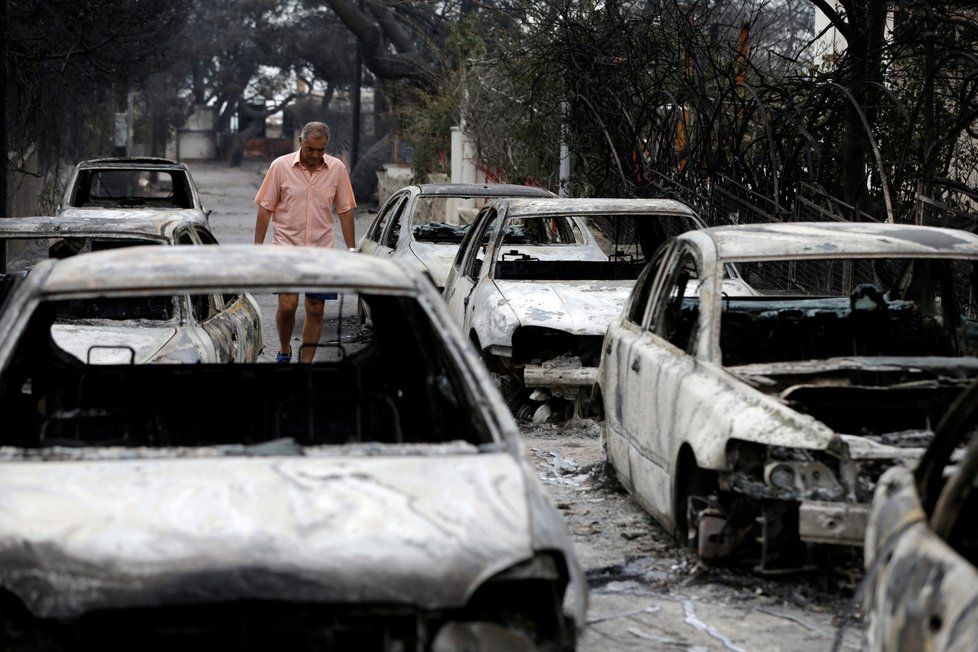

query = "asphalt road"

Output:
[[191, 159, 863, 652]]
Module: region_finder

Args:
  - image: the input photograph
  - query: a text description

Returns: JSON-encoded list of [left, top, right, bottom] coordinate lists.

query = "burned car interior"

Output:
[[0, 238, 165, 316], [412, 221, 468, 243], [3, 237, 160, 270], [0, 292, 493, 453], [665, 256, 978, 435], [660, 256, 978, 362], [500, 213, 687, 257], [494, 258, 647, 281], [484, 214, 690, 281]]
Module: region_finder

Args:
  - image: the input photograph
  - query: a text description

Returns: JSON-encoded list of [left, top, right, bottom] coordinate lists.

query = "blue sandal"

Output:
[[275, 350, 292, 364]]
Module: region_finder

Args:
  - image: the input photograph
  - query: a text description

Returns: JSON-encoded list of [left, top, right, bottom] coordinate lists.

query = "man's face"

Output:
[[299, 134, 328, 169]]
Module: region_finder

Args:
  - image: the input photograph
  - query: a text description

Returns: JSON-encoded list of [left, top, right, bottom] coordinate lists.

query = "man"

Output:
[[254, 121, 357, 363]]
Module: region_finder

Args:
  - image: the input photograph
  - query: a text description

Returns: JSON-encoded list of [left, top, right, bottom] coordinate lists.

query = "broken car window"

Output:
[[720, 257, 978, 366], [0, 290, 492, 452]]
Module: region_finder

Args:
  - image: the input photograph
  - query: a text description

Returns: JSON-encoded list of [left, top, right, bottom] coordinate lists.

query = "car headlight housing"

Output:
[[727, 440, 846, 501], [764, 459, 843, 495], [439, 552, 574, 651]]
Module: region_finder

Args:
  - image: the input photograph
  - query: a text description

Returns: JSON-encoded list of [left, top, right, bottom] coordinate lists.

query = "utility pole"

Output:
[[350, 0, 364, 169], [1, 0, 8, 217]]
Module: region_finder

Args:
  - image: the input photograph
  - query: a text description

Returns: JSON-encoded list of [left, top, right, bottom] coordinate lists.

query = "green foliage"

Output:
[[393, 18, 486, 182], [10, 0, 978, 224], [5, 0, 193, 211], [458, 0, 978, 227]]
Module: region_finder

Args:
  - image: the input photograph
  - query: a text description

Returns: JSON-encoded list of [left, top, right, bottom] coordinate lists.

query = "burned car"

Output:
[[442, 197, 714, 419], [358, 182, 554, 291], [0, 245, 586, 650], [0, 215, 260, 364], [57, 157, 211, 226], [596, 221, 978, 571], [862, 377, 978, 652]]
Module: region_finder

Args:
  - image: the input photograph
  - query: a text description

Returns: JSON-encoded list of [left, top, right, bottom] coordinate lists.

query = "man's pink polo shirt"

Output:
[[254, 151, 357, 248]]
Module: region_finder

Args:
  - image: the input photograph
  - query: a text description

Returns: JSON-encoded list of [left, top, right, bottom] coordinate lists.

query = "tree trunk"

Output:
[[350, 132, 391, 207]]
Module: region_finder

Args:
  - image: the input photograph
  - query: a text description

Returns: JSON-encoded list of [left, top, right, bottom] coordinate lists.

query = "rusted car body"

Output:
[[57, 157, 211, 226], [442, 197, 716, 419], [0, 215, 260, 364], [596, 222, 978, 570], [358, 182, 553, 291], [862, 378, 978, 652], [0, 245, 585, 650]]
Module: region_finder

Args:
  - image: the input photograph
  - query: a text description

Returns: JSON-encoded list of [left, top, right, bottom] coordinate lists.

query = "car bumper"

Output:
[[523, 364, 597, 389], [798, 500, 869, 546]]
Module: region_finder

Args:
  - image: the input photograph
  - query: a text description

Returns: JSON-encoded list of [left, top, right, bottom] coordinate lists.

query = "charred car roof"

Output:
[[684, 221, 978, 260], [496, 196, 704, 218], [411, 182, 555, 198], [33, 244, 422, 297]]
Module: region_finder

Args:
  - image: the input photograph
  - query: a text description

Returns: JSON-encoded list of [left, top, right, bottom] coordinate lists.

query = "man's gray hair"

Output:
[[300, 121, 330, 140]]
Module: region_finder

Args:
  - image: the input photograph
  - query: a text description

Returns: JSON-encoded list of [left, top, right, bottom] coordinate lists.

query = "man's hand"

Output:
[[338, 208, 356, 251], [255, 206, 273, 244]]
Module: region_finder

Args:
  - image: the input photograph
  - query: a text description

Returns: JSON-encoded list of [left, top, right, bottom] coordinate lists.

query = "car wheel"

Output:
[[598, 423, 627, 491], [495, 370, 529, 413], [674, 449, 723, 557], [480, 351, 529, 413]]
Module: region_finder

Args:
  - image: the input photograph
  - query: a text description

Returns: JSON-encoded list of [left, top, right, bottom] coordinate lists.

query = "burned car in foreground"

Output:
[[861, 376, 978, 652], [442, 197, 719, 420], [0, 215, 260, 363], [596, 222, 978, 571], [0, 245, 585, 650]]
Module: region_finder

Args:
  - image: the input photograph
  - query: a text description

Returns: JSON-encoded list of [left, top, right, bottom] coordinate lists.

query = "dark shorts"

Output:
[[275, 292, 338, 301]]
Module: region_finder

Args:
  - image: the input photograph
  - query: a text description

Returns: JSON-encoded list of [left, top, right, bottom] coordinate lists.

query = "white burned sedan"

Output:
[[0, 245, 585, 651], [358, 182, 554, 291], [57, 156, 211, 225], [442, 197, 717, 419], [57, 157, 212, 226], [597, 222, 978, 571]]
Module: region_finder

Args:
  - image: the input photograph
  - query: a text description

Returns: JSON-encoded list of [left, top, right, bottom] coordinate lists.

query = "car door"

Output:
[[212, 292, 262, 362], [602, 248, 670, 488], [444, 206, 499, 332], [360, 192, 409, 257], [442, 207, 483, 298], [189, 289, 239, 363], [380, 193, 413, 254], [617, 243, 676, 455], [622, 242, 704, 522]]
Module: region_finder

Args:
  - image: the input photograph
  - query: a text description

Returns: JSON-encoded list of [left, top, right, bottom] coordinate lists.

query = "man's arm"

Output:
[[255, 206, 273, 244], [338, 209, 356, 250]]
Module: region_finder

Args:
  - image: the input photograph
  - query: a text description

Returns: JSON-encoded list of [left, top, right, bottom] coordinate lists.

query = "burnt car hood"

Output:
[[0, 452, 537, 619], [726, 355, 978, 454], [496, 280, 634, 335]]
